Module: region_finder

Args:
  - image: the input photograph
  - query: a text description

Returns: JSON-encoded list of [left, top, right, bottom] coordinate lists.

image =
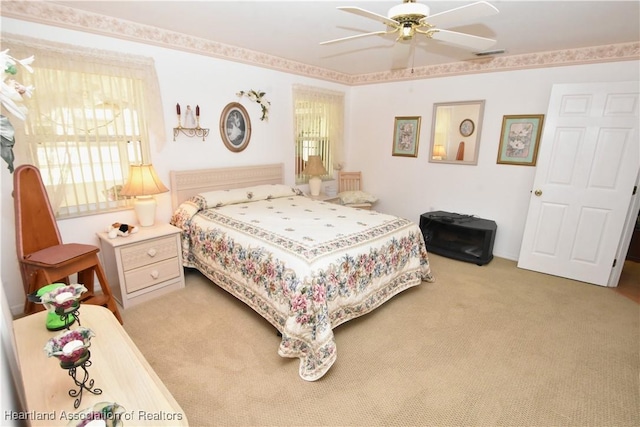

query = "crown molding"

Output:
[[2, 1, 638, 86]]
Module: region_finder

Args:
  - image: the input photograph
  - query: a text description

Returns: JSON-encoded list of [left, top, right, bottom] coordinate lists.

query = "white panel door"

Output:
[[518, 81, 639, 286]]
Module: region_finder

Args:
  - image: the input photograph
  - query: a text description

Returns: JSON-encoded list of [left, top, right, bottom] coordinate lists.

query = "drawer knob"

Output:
[[147, 248, 157, 257], [150, 270, 159, 279]]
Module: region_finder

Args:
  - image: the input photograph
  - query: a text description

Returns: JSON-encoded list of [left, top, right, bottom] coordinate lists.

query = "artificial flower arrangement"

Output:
[[237, 89, 270, 121], [40, 283, 88, 314], [44, 326, 95, 368], [1, 49, 35, 173]]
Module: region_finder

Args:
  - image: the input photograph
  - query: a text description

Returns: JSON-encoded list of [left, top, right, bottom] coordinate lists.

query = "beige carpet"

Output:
[[122, 254, 639, 427]]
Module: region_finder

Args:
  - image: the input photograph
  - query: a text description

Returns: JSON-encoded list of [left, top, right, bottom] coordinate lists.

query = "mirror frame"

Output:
[[429, 100, 486, 165]]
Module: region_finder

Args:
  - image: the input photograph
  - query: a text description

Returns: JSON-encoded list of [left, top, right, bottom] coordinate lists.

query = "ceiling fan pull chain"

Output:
[[411, 48, 415, 74]]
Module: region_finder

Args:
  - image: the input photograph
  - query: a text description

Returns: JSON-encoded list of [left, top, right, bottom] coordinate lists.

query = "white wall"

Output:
[[345, 61, 640, 261], [1, 17, 638, 315], [0, 18, 350, 314]]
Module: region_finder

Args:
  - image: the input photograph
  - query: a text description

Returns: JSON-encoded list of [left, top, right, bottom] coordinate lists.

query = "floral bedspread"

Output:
[[170, 184, 434, 381]]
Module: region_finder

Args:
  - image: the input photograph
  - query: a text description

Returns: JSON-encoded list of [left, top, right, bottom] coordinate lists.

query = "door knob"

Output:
[[534, 189, 542, 196]]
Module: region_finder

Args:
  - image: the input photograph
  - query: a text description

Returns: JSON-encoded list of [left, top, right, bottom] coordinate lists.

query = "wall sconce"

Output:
[[174, 103, 210, 140], [119, 164, 169, 227], [302, 155, 328, 196]]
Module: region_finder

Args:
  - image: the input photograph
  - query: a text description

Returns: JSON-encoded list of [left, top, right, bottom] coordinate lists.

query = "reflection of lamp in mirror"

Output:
[[303, 155, 327, 196], [433, 144, 446, 160], [120, 164, 169, 227]]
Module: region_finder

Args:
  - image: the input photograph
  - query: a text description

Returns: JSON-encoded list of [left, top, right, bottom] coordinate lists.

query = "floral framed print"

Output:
[[220, 102, 252, 152], [392, 116, 421, 157], [497, 114, 545, 166]]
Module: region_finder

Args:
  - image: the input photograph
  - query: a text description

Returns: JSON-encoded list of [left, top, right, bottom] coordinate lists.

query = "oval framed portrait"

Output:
[[219, 102, 252, 152]]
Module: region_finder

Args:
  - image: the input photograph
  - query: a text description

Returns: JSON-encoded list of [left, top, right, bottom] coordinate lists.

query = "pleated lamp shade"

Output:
[[120, 164, 169, 226], [433, 144, 447, 160], [302, 156, 328, 196]]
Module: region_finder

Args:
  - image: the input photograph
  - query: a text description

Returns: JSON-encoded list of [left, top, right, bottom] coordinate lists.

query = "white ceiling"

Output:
[[53, 1, 640, 76]]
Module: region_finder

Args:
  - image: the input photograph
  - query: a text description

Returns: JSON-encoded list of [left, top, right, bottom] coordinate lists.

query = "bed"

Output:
[[169, 164, 434, 381]]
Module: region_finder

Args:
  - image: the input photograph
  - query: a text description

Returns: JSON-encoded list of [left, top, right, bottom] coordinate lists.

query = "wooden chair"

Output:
[[13, 164, 122, 323], [337, 171, 376, 210]]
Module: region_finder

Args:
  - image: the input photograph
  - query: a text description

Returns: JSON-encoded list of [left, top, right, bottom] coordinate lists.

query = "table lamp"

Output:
[[433, 144, 446, 160], [119, 164, 169, 227], [303, 155, 328, 196]]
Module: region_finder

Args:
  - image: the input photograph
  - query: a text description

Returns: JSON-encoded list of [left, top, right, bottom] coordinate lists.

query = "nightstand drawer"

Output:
[[124, 257, 182, 293], [120, 236, 178, 271]]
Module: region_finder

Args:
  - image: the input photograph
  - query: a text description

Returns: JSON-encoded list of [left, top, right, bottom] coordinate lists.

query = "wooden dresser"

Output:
[[12, 305, 188, 426]]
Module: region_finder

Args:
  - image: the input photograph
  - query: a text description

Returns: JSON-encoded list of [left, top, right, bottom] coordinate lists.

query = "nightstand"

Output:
[[97, 223, 185, 309]]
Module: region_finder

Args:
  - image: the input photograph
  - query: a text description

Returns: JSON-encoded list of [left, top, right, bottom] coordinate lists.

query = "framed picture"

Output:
[[497, 114, 545, 166], [392, 116, 421, 157], [220, 102, 252, 152]]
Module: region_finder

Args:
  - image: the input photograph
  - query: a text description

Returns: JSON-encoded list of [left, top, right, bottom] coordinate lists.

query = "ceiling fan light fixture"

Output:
[[321, 0, 500, 66], [400, 23, 415, 39]]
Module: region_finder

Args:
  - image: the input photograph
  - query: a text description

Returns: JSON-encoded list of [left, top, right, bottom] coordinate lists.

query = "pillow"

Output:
[[198, 188, 248, 208], [338, 190, 377, 205], [199, 184, 302, 208], [246, 184, 303, 201]]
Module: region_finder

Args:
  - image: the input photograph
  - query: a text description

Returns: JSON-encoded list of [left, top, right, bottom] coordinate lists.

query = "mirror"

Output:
[[429, 100, 485, 165]]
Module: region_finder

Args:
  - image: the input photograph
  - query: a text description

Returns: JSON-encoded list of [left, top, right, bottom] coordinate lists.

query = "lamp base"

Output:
[[134, 196, 157, 227], [308, 176, 322, 196]]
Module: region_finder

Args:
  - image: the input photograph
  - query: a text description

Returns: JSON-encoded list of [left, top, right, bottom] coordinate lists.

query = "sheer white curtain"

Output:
[[2, 34, 165, 218], [434, 106, 452, 160], [292, 85, 344, 183]]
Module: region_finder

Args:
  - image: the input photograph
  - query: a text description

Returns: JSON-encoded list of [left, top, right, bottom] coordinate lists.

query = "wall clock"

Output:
[[459, 118, 475, 137]]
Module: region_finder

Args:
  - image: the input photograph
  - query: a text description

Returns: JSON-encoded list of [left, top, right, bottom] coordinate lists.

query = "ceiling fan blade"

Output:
[[430, 29, 497, 51], [337, 6, 400, 28], [390, 40, 415, 70], [320, 30, 393, 45], [426, 1, 499, 29]]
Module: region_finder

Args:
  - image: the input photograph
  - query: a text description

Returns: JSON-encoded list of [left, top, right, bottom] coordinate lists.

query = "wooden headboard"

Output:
[[169, 163, 285, 210]]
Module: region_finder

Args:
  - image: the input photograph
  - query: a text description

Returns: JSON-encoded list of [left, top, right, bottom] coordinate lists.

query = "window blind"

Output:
[[2, 34, 165, 218], [292, 85, 344, 183]]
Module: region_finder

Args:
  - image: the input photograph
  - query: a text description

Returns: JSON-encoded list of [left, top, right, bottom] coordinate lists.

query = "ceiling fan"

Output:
[[320, 0, 499, 53]]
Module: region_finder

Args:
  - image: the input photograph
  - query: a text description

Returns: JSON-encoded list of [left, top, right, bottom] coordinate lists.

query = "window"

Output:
[[3, 35, 165, 218], [293, 85, 344, 184]]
